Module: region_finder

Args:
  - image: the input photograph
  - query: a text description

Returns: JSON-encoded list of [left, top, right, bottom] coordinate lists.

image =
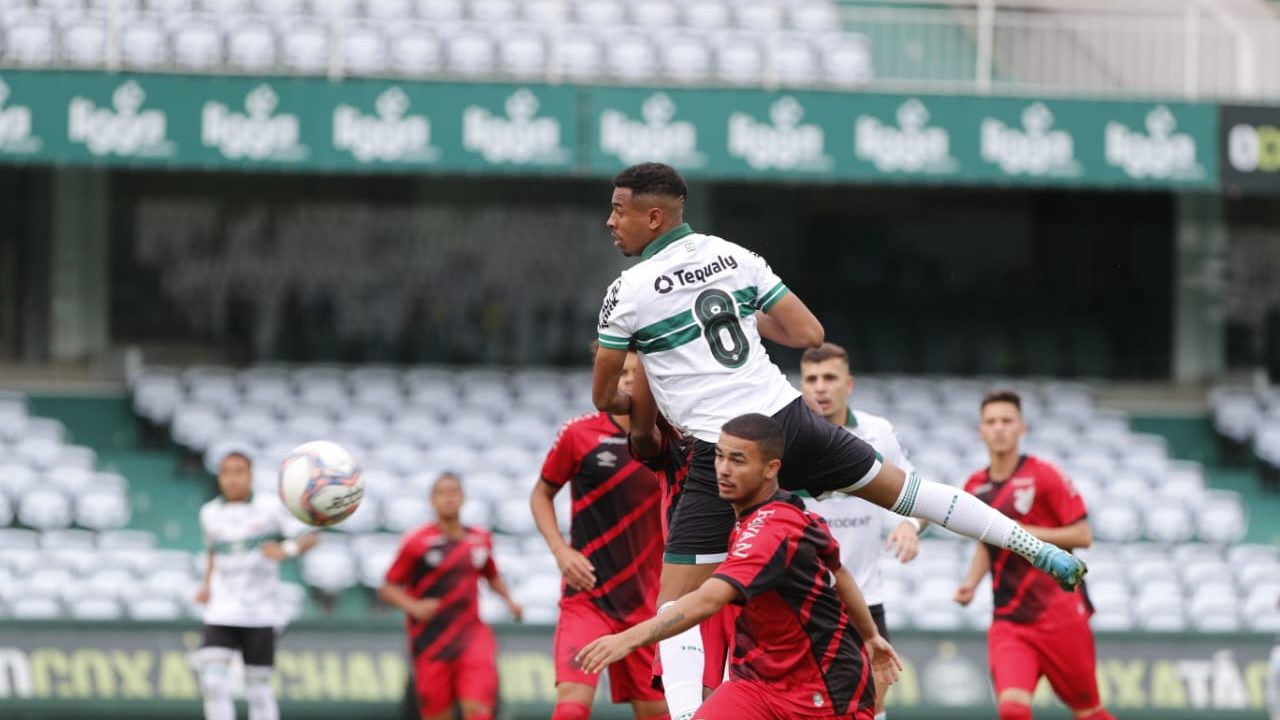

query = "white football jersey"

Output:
[[199, 494, 310, 628], [597, 224, 801, 442], [804, 408, 915, 607]]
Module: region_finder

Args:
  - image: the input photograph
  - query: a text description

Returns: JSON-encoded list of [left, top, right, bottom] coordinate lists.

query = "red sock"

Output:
[[551, 701, 591, 720], [1075, 710, 1116, 720], [998, 700, 1033, 720]]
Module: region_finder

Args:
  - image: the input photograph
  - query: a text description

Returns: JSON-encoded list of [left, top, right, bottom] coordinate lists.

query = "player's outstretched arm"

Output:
[[484, 572, 524, 622], [834, 566, 903, 686], [378, 582, 440, 622], [576, 578, 739, 673], [591, 346, 632, 415], [755, 293, 824, 349], [626, 358, 662, 462], [954, 545, 991, 606], [1020, 519, 1093, 550]]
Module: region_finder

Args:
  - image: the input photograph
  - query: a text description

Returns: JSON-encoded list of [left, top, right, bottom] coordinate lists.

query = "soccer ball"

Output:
[[278, 440, 364, 527]]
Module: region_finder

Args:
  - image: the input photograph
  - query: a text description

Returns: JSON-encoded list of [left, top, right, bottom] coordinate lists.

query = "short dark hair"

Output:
[[980, 389, 1022, 413], [613, 163, 688, 201], [801, 342, 850, 368], [220, 451, 253, 469], [721, 413, 785, 461], [433, 472, 462, 491]]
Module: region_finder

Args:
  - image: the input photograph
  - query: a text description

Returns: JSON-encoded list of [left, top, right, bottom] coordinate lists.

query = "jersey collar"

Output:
[[845, 408, 857, 428], [640, 223, 694, 260]]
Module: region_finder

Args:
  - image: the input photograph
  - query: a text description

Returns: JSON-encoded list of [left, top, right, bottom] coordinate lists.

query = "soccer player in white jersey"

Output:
[[195, 451, 318, 720], [590, 162, 1086, 719], [799, 342, 921, 720]]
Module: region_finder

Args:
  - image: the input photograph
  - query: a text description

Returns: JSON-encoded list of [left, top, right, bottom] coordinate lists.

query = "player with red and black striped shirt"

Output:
[[532, 351, 670, 720], [954, 390, 1114, 720], [578, 414, 902, 720], [380, 473, 523, 720]]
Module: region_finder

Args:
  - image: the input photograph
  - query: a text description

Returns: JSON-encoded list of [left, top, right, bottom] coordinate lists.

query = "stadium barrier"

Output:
[[0, 620, 1271, 719], [0, 69, 1230, 190]]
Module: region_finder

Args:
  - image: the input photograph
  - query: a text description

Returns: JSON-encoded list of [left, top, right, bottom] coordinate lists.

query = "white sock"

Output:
[[889, 473, 1047, 563], [657, 601, 705, 720], [198, 662, 234, 720], [1266, 645, 1280, 720], [875, 713, 888, 720], [245, 665, 279, 720]]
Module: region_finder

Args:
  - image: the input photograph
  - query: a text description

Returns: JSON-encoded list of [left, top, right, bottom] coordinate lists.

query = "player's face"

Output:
[[800, 359, 854, 423], [607, 187, 656, 257], [217, 455, 252, 502], [979, 402, 1025, 455], [617, 352, 640, 395], [431, 477, 464, 521], [714, 434, 780, 504]]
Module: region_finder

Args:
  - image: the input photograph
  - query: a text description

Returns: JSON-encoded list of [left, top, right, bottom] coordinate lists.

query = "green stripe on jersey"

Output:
[[210, 532, 283, 555], [637, 325, 701, 354], [760, 282, 789, 311], [634, 310, 695, 343], [597, 333, 630, 350], [733, 288, 757, 316], [663, 551, 729, 565]]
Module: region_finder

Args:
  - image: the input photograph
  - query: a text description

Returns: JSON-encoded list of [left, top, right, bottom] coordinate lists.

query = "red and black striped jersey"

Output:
[[965, 454, 1091, 624], [384, 523, 496, 661], [541, 411, 664, 623], [712, 491, 874, 717]]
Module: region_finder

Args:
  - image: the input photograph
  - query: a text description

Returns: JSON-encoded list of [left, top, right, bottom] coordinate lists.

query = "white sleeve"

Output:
[[745, 251, 789, 312], [597, 276, 639, 350], [199, 506, 215, 551]]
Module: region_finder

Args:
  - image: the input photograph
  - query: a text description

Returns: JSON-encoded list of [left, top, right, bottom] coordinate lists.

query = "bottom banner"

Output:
[[0, 621, 1273, 719]]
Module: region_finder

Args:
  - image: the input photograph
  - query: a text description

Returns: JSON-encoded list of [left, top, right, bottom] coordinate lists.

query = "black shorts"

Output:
[[663, 397, 882, 563], [869, 603, 891, 642], [202, 624, 277, 667]]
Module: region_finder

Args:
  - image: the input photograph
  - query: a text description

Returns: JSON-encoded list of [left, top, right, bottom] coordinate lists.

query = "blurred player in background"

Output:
[[380, 473, 523, 720], [531, 350, 670, 720], [799, 342, 923, 720], [195, 451, 318, 720], [592, 162, 1086, 717], [577, 414, 901, 720], [953, 390, 1113, 720]]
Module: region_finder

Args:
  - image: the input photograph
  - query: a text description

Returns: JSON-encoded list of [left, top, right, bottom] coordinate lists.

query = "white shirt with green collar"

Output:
[[200, 493, 310, 628], [597, 223, 799, 443]]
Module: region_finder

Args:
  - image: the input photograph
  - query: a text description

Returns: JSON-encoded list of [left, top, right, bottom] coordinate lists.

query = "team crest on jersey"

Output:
[[425, 549, 444, 566], [1013, 486, 1036, 515], [471, 546, 489, 569], [812, 693, 825, 707], [597, 450, 618, 468]]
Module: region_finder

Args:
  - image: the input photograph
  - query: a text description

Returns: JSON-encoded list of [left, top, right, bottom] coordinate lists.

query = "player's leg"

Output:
[[986, 621, 1042, 720], [241, 626, 279, 720], [413, 653, 457, 720], [196, 625, 237, 720], [553, 600, 611, 719], [456, 625, 499, 720], [694, 680, 784, 720], [659, 439, 737, 719], [1036, 614, 1113, 720], [773, 399, 1085, 590]]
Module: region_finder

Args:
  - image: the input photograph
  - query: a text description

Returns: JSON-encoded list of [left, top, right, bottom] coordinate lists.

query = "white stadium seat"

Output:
[[19, 489, 73, 531], [227, 21, 278, 71], [280, 22, 330, 73]]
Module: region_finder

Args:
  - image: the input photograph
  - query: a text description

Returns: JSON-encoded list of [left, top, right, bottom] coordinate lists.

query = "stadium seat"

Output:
[[226, 21, 277, 70], [0, 528, 40, 550], [334, 497, 381, 534], [4, 17, 56, 66], [0, 463, 39, 498], [0, 495, 12, 527], [357, 548, 396, 589], [388, 28, 443, 76], [605, 34, 656, 82], [494, 497, 536, 535], [7, 594, 63, 619], [97, 529, 157, 550], [789, 2, 839, 33], [280, 22, 329, 73], [684, 0, 729, 30], [496, 26, 546, 78], [575, 0, 622, 26], [660, 35, 711, 84], [444, 25, 494, 76], [300, 548, 357, 593], [821, 36, 873, 88], [128, 596, 184, 620], [521, 0, 564, 24], [339, 23, 387, 75], [382, 494, 430, 533], [75, 489, 131, 531], [19, 489, 73, 531], [1092, 503, 1142, 543], [59, 18, 108, 66], [415, 0, 462, 23], [1143, 504, 1194, 543]]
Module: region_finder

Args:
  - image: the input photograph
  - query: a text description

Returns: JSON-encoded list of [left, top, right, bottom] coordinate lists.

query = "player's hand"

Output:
[[260, 542, 288, 561], [407, 598, 441, 622], [554, 547, 597, 592], [507, 600, 524, 623], [576, 633, 634, 674], [865, 636, 904, 687], [194, 584, 210, 604], [953, 584, 976, 606], [885, 521, 920, 563]]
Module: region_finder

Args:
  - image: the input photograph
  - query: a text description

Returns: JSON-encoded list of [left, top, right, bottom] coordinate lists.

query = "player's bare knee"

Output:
[[555, 681, 596, 706], [459, 700, 493, 720]]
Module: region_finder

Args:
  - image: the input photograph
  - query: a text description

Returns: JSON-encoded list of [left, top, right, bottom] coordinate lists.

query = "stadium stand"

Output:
[[0, 0, 875, 88], [94, 365, 1275, 632]]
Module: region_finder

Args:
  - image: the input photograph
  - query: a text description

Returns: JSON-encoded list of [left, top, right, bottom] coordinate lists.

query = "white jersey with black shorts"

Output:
[[199, 494, 310, 666], [804, 408, 915, 637], [597, 224, 883, 564]]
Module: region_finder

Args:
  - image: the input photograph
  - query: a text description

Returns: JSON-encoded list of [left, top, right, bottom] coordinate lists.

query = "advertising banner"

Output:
[[1221, 104, 1280, 194]]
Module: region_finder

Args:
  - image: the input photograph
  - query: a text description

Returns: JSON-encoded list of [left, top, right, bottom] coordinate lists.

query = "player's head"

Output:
[[216, 451, 253, 502], [609, 162, 688, 257], [431, 472, 464, 522], [800, 342, 854, 425], [979, 389, 1026, 456], [715, 413, 784, 509], [590, 340, 642, 396]]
